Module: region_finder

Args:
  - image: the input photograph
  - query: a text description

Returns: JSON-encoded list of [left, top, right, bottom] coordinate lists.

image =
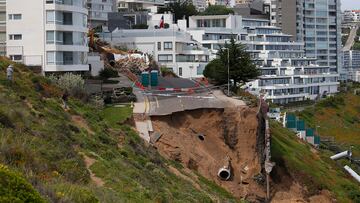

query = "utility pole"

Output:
[[221, 47, 230, 96]]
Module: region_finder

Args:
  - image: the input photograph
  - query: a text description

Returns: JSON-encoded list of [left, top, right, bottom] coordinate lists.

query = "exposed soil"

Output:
[[71, 115, 95, 135], [151, 107, 266, 200], [83, 154, 105, 187], [271, 183, 334, 203]]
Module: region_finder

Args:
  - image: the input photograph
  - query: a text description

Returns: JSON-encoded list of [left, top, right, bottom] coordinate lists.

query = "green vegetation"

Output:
[[271, 121, 360, 202], [201, 5, 234, 16], [159, 0, 198, 25], [101, 105, 133, 127], [0, 57, 237, 202], [131, 24, 149, 29], [204, 38, 260, 86], [99, 68, 119, 79], [0, 164, 45, 202], [296, 86, 360, 156]]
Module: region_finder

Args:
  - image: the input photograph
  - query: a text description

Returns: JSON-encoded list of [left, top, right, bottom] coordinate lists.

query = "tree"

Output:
[[204, 38, 260, 87], [159, 0, 198, 24], [201, 5, 234, 15]]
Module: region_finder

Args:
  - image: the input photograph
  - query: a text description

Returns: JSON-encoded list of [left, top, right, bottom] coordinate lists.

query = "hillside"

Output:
[[270, 121, 360, 202], [0, 58, 237, 202], [297, 86, 360, 156]]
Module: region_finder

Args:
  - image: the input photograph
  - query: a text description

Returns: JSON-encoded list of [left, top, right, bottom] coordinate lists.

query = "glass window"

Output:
[[157, 42, 161, 51], [46, 31, 55, 44], [158, 54, 173, 62], [164, 42, 172, 50]]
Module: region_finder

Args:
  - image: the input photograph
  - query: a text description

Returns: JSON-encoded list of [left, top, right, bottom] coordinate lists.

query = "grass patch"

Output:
[[101, 105, 132, 127], [271, 121, 360, 202]]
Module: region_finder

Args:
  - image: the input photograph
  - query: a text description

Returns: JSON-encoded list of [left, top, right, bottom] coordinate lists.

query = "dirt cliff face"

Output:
[[151, 107, 266, 200]]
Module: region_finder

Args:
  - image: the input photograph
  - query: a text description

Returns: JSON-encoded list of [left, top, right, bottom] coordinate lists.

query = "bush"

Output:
[[99, 68, 119, 79], [318, 96, 345, 108], [132, 24, 149, 29], [48, 73, 85, 98], [0, 164, 46, 203]]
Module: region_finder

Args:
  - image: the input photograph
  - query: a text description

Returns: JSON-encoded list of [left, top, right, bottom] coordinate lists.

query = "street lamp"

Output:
[[221, 47, 230, 96]]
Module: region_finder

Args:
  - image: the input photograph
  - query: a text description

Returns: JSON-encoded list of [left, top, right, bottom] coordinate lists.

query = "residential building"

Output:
[[0, 0, 5, 56], [343, 10, 360, 23], [102, 27, 210, 78], [185, 15, 339, 104], [87, 0, 116, 28], [6, 0, 89, 73], [192, 0, 207, 11], [117, 0, 164, 13], [267, 0, 342, 74], [235, 0, 253, 6], [108, 11, 148, 31], [342, 50, 360, 82]]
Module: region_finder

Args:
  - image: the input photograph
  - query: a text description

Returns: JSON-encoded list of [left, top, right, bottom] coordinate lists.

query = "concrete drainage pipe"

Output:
[[218, 167, 231, 181], [218, 156, 231, 181]]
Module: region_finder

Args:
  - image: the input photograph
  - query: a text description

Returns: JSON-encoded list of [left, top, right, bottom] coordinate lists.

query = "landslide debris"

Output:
[[152, 107, 266, 200]]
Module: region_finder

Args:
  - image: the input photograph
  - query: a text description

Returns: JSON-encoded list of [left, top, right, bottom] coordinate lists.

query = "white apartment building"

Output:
[[184, 15, 339, 104], [87, 0, 116, 28], [0, 0, 5, 56], [117, 0, 164, 13], [6, 0, 89, 73], [343, 10, 360, 23], [102, 27, 210, 78]]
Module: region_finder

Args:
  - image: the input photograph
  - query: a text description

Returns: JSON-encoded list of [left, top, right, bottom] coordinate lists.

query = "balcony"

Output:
[[46, 0, 87, 8]]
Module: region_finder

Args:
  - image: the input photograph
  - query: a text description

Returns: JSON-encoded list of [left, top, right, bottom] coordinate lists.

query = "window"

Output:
[[157, 42, 161, 51], [46, 31, 55, 44], [9, 34, 22, 40], [178, 67, 182, 76], [10, 55, 22, 61], [47, 51, 56, 65], [164, 42, 172, 50], [158, 54, 173, 63], [8, 14, 22, 20]]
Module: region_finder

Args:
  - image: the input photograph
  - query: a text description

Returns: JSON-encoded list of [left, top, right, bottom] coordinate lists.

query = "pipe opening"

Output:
[[109, 60, 116, 67], [218, 169, 231, 180], [198, 134, 205, 141]]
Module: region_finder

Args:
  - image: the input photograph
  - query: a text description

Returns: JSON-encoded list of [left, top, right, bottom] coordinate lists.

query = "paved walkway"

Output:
[[212, 90, 247, 107], [343, 23, 360, 51]]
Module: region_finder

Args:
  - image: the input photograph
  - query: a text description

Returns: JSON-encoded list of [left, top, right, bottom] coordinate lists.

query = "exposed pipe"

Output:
[[218, 156, 231, 181], [330, 150, 352, 160], [344, 165, 360, 183]]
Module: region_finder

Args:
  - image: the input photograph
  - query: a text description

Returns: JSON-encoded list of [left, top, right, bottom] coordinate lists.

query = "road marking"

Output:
[[155, 97, 159, 108], [144, 97, 148, 114]]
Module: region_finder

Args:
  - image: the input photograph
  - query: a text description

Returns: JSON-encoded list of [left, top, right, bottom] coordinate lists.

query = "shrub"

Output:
[[318, 96, 345, 108], [99, 68, 119, 79], [0, 164, 46, 203], [132, 24, 149, 29], [48, 73, 86, 98]]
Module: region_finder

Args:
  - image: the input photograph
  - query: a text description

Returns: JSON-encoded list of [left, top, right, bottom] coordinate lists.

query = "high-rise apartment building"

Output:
[[0, 0, 5, 56], [6, 0, 89, 73], [185, 14, 339, 104], [268, 0, 342, 73], [87, 0, 116, 28]]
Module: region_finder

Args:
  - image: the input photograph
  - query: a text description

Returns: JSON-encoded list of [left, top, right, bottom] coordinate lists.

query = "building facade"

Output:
[[102, 28, 210, 78], [342, 50, 360, 82], [185, 15, 339, 104], [343, 10, 360, 23], [118, 0, 164, 13], [268, 0, 342, 74], [0, 0, 5, 56], [87, 0, 116, 28], [6, 0, 89, 73]]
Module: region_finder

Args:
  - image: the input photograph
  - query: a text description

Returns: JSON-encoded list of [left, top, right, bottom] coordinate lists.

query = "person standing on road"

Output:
[[6, 65, 14, 81], [62, 91, 69, 110]]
